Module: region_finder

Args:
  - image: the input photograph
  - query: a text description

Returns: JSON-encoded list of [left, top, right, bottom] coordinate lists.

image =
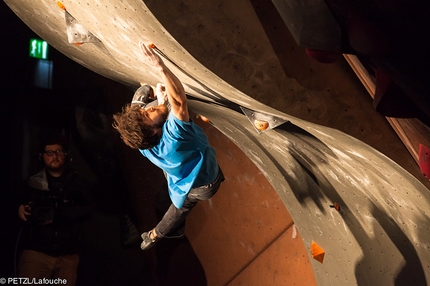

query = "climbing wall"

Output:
[[5, 0, 430, 285], [185, 117, 316, 285]]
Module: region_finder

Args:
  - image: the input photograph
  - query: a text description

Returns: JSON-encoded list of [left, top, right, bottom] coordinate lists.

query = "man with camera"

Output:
[[17, 136, 92, 285]]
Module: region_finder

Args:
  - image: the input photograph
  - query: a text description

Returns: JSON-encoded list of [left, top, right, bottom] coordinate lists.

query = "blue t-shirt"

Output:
[[140, 113, 218, 208]]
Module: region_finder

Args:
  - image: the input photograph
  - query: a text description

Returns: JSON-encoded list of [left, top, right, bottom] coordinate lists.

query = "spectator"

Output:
[[17, 135, 92, 285]]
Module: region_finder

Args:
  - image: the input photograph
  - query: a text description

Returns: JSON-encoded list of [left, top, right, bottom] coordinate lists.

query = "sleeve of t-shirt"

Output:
[[165, 113, 196, 142]]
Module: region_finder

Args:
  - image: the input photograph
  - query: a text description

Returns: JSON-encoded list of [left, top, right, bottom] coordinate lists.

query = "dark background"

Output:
[[0, 2, 155, 285], [0, 3, 212, 284]]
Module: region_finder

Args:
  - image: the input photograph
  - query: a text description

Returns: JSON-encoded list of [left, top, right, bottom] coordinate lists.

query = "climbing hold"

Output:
[[196, 114, 210, 123], [57, 1, 66, 10], [200, 115, 210, 123], [65, 11, 101, 44], [305, 48, 340, 64], [240, 106, 288, 134], [148, 43, 156, 49], [418, 144, 430, 179], [310, 240, 325, 263], [330, 202, 341, 211], [254, 119, 269, 131]]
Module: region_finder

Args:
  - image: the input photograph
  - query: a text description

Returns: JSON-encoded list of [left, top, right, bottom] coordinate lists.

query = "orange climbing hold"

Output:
[[200, 115, 210, 123], [57, 1, 66, 10], [310, 240, 325, 263], [148, 43, 156, 49], [254, 119, 269, 131], [330, 202, 341, 211], [196, 114, 210, 123]]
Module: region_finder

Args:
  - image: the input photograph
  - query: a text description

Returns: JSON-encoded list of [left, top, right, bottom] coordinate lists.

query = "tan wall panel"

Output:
[[185, 118, 314, 285], [229, 225, 316, 286]]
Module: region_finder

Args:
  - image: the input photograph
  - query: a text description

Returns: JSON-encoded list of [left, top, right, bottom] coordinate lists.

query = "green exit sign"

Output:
[[29, 38, 48, 60]]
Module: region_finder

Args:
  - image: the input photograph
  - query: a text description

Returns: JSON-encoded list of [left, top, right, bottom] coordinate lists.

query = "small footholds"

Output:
[[311, 240, 325, 263], [57, 1, 66, 10], [196, 114, 210, 123], [330, 202, 341, 211], [254, 119, 269, 131]]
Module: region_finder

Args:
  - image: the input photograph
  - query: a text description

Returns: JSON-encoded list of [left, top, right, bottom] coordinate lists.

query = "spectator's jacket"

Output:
[[19, 168, 92, 256]]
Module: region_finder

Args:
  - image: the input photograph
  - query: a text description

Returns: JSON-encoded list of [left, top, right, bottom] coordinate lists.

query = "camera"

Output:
[[26, 194, 61, 225]]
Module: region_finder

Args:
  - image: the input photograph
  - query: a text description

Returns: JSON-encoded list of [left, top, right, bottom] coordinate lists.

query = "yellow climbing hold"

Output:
[[57, 1, 66, 10]]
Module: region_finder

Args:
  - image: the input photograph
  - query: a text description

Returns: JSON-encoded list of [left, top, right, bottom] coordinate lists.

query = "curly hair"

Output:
[[112, 104, 159, 149]]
